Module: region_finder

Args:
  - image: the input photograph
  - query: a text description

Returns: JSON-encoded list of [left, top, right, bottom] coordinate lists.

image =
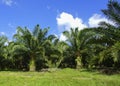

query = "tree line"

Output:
[[0, 0, 120, 72]]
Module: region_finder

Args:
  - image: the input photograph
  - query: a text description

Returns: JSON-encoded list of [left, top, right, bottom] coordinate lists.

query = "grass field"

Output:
[[0, 68, 120, 86]]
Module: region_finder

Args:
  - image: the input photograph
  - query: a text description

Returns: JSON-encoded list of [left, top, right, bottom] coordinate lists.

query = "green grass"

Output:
[[0, 68, 120, 86]]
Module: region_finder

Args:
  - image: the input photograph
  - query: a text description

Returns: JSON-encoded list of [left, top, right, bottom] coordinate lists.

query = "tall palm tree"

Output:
[[13, 25, 51, 71], [63, 28, 95, 69], [99, 0, 120, 62], [91, 0, 120, 67]]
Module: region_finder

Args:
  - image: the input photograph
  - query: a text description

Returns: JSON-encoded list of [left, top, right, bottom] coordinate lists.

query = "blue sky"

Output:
[[0, 0, 117, 40]]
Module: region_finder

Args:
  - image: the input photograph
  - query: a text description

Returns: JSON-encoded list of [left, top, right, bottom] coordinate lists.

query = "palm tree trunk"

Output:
[[75, 56, 82, 69], [29, 57, 35, 71]]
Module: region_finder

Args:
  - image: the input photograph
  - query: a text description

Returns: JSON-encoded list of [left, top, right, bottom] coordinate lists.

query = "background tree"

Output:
[[0, 36, 8, 70], [44, 37, 68, 68]]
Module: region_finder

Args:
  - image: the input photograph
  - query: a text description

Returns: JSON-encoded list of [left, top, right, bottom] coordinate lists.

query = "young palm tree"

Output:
[[36, 32, 67, 69]]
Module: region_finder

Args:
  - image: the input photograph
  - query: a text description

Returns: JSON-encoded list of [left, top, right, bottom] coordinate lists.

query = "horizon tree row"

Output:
[[0, 0, 120, 71]]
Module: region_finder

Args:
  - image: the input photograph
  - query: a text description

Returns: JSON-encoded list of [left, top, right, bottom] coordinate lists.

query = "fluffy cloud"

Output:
[[56, 12, 88, 41], [56, 12, 114, 41], [57, 12, 87, 31], [2, 0, 16, 6], [88, 14, 114, 27]]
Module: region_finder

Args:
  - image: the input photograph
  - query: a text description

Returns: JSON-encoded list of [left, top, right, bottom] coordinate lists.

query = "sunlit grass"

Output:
[[0, 68, 120, 86]]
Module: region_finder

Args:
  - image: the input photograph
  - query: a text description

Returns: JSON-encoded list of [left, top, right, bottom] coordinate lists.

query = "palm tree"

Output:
[[13, 25, 51, 71], [44, 37, 68, 68], [102, 0, 120, 26], [0, 36, 7, 55], [91, 0, 120, 68], [0, 36, 8, 70], [63, 28, 95, 69], [53, 40, 68, 68]]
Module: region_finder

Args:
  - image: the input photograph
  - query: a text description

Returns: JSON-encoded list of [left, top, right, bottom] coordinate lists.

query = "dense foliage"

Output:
[[0, 0, 120, 72]]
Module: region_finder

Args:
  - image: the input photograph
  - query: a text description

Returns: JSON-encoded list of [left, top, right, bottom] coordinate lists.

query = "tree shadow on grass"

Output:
[[79, 68, 120, 75]]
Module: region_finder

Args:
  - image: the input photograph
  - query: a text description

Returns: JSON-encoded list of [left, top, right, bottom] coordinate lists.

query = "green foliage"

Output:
[[44, 37, 68, 68], [102, 0, 120, 25], [0, 36, 8, 70], [0, 0, 120, 73], [13, 25, 53, 71], [63, 28, 96, 69]]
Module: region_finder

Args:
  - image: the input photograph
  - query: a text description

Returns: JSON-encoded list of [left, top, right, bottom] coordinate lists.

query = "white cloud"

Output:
[[56, 12, 87, 31], [4, 42, 8, 46], [59, 33, 67, 41], [0, 32, 5, 35], [2, 0, 16, 6], [88, 14, 114, 27], [56, 12, 114, 41], [57, 12, 88, 41]]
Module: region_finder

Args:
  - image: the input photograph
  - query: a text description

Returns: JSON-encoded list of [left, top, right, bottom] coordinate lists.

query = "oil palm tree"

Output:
[[92, 0, 120, 67], [63, 28, 96, 69], [44, 37, 68, 68], [102, 0, 120, 26], [13, 25, 51, 71], [0, 36, 8, 70]]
